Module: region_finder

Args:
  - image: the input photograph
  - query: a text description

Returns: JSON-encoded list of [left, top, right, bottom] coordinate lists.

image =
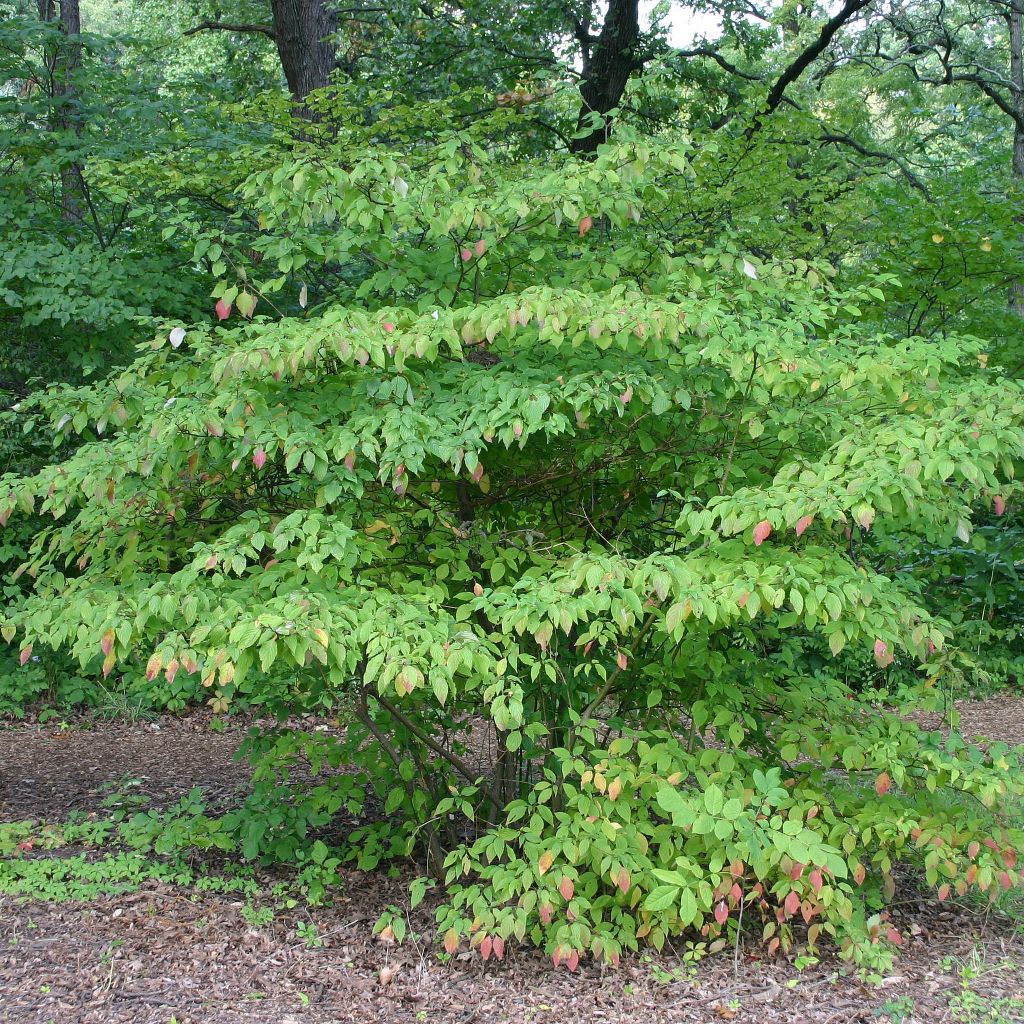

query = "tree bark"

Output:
[[38, 0, 83, 222], [269, 0, 339, 101], [569, 0, 641, 155], [1009, 0, 1024, 316]]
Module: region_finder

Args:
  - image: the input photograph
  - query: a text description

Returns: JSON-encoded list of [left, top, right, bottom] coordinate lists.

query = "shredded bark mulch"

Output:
[[1, 700, 1022, 1023]]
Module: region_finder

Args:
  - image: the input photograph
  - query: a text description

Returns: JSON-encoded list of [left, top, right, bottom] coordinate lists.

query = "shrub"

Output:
[[2, 115, 1023, 968]]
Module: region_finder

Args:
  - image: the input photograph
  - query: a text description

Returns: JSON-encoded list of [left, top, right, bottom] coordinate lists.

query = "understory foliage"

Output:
[[2, 98, 1023, 971]]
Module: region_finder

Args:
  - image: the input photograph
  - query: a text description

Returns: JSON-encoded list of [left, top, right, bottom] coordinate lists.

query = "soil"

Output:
[[1, 699, 1022, 1024]]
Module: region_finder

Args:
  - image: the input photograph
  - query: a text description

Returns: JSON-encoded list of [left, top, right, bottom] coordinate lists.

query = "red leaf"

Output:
[[19, 645, 32, 666], [475, 239, 487, 257], [100, 630, 115, 657], [968, 841, 980, 860], [853, 863, 866, 885], [874, 639, 893, 668], [715, 901, 728, 925], [790, 863, 804, 881], [539, 903, 553, 924], [492, 936, 505, 960], [578, 215, 593, 237], [999, 871, 1013, 891], [616, 867, 630, 893], [382, 321, 395, 333], [559, 876, 575, 901], [165, 658, 179, 684], [937, 884, 950, 901], [566, 949, 579, 972], [809, 869, 823, 893], [480, 936, 492, 961], [753, 520, 772, 546], [145, 654, 162, 681], [471, 462, 484, 483], [994, 495, 1006, 516], [795, 514, 813, 537], [253, 447, 267, 470], [215, 299, 232, 321], [887, 927, 903, 946], [460, 248, 473, 262], [784, 890, 800, 916], [875, 772, 892, 796]]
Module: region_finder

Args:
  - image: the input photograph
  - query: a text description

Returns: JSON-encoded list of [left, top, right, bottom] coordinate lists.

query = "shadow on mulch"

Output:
[[0, 705, 1023, 1023]]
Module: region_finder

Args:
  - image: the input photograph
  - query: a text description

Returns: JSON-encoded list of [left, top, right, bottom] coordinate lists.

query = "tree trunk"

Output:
[[269, 0, 338, 101], [1009, 0, 1024, 316], [569, 0, 641, 155], [38, 0, 83, 223]]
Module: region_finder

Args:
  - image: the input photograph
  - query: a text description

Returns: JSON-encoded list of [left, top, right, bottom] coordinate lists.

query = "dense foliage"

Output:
[[1, 0, 1023, 973]]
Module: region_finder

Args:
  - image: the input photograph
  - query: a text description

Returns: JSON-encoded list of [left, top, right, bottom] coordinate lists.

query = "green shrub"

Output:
[[1, 111, 1023, 969]]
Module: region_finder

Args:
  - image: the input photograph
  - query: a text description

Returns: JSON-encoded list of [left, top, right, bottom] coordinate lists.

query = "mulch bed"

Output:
[[1, 700, 1022, 1023]]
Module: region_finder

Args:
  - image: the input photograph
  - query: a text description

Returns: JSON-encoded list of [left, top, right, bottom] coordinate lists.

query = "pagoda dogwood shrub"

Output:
[[2, 110, 1024, 970]]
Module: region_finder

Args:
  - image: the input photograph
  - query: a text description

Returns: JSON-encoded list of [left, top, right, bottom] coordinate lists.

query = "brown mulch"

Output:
[[0, 701, 1023, 1023]]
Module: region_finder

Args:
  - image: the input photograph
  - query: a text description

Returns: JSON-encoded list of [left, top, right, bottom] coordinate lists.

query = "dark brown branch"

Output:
[[759, 0, 873, 121], [183, 20, 276, 39]]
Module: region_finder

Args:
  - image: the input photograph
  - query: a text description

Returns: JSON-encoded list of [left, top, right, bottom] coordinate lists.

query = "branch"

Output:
[[818, 132, 933, 198], [759, 0, 873, 120], [183, 20, 276, 39], [674, 46, 761, 82]]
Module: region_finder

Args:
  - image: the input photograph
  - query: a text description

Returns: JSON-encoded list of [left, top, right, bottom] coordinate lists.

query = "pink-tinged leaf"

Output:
[[795, 515, 813, 537], [617, 867, 630, 893], [809, 869, 823, 893], [784, 890, 800, 916], [552, 948, 562, 968], [874, 639, 893, 667], [999, 871, 1013, 891], [715, 901, 728, 925], [994, 495, 1006, 516], [253, 447, 267, 470], [0, 506, 9, 528], [578, 215, 593, 237], [753, 520, 772, 546], [460, 248, 473, 262], [608, 777, 622, 802], [738, 592, 749, 608], [968, 841, 981, 860], [875, 772, 892, 796], [887, 927, 903, 946], [145, 654, 162, 681], [443, 929, 459, 954], [619, 385, 633, 405], [566, 950, 579, 972], [853, 863, 866, 885], [215, 299, 232, 321], [165, 658, 179, 684], [539, 902, 553, 924], [382, 321, 395, 333], [19, 644, 32, 666], [492, 936, 504, 960], [480, 936, 492, 961], [206, 421, 223, 437], [537, 851, 554, 875], [100, 630, 115, 658], [856, 507, 875, 529], [790, 863, 804, 881], [475, 239, 487, 257], [344, 451, 356, 472], [559, 876, 575, 901], [937, 884, 950, 901], [473, 582, 484, 597], [513, 422, 523, 438], [471, 462, 484, 483], [169, 327, 186, 348], [356, 348, 369, 366], [616, 650, 628, 670], [393, 477, 407, 497]]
